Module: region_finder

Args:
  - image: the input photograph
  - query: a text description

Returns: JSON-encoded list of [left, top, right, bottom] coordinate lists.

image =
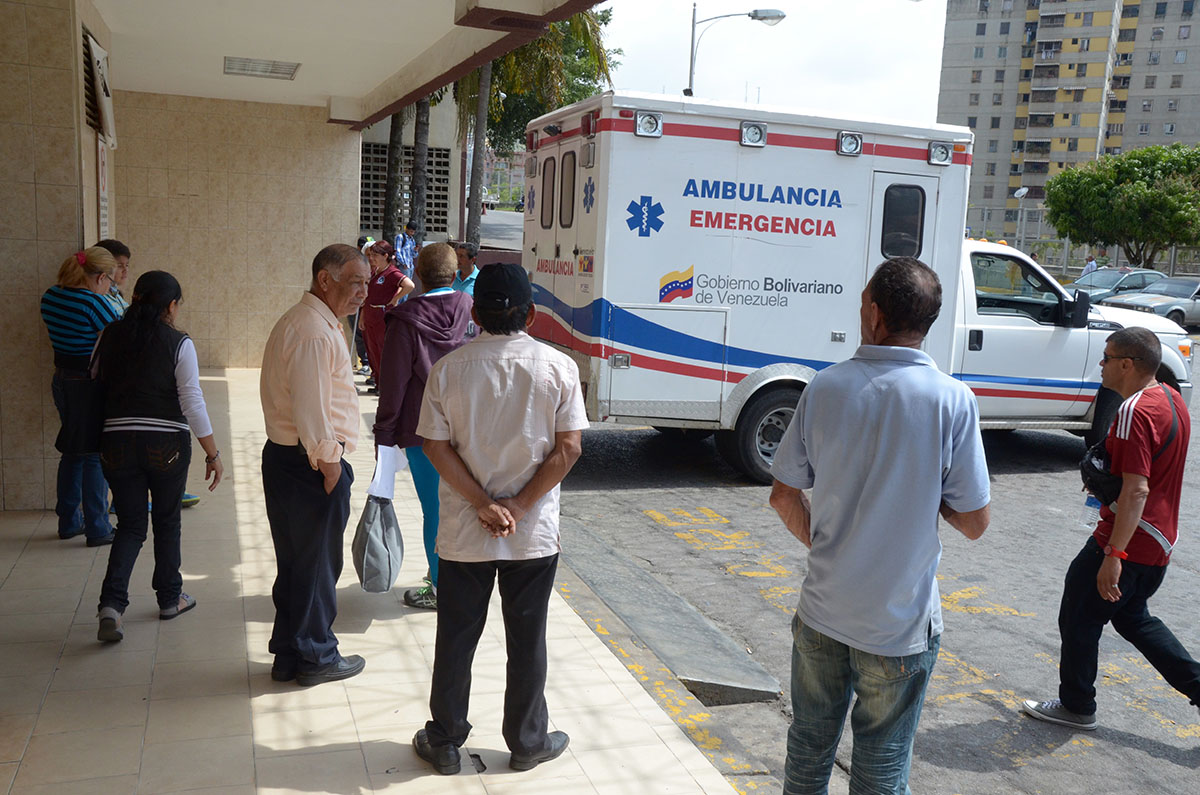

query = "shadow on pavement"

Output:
[[982, 429, 1085, 476], [564, 427, 760, 492]]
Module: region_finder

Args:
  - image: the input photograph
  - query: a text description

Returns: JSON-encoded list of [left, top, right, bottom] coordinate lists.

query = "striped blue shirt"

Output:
[[40, 285, 122, 368]]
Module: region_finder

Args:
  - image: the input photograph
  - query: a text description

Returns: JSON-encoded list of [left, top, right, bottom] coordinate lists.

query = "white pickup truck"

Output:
[[520, 91, 1193, 482]]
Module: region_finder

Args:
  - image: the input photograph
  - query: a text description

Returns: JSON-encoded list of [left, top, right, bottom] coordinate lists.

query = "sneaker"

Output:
[[404, 585, 437, 610], [159, 593, 197, 620], [1021, 698, 1097, 730], [97, 606, 123, 643], [182, 492, 200, 508]]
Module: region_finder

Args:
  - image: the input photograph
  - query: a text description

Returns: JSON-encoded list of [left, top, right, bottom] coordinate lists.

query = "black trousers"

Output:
[[1059, 537, 1200, 714], [261, 440, 353, 667], [99, 430, 190, 612], [426, 554, 559, 755]]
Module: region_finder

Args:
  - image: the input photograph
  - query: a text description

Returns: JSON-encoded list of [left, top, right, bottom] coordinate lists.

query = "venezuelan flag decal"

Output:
[[659, 266, 694, 303]]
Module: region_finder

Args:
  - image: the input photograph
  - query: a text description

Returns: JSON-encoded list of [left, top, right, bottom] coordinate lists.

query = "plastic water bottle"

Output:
[[1080, 494, 1102, 528]]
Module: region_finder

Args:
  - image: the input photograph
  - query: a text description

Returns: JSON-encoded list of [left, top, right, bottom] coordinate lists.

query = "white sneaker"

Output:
[[1021, 698, 1097, 730]]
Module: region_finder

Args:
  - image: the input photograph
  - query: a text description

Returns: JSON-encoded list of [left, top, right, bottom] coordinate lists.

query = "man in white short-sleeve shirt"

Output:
[[770, 257, 991, 795], [412, 263, 588, 777]]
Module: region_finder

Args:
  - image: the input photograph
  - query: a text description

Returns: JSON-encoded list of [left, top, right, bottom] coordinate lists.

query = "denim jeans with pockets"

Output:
[[784, 614, 939, 795]]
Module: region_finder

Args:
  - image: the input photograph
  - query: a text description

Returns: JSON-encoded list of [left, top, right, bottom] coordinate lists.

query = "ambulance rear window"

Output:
[[541, 156, 556, 230], [880, 185, 925, 260], [560, 151, 576, 228]]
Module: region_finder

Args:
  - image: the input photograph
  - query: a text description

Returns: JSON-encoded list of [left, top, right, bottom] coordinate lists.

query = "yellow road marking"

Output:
[[725, 554, 792, 578], [675, 527, 761, 551], [644, 507, 731, 527], [940, 585, 1036, 617]]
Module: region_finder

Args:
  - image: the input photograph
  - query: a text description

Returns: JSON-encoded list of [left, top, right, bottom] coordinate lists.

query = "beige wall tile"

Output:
[[0, 238, 39, 293], [0, 3, 28, 66], [0, 181, 37, 238], [3, 481, 44, 510], [0, 63, 31, 125], [23, 5, 72, 71], [34, 183, 78, 241], [0, 123, 35, 183], [28, 67, 73, 128], [32, 125, 75, 186]]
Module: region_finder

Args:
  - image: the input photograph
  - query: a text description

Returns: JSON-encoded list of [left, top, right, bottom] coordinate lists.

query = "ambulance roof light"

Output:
[[836, 131, 863, 157]]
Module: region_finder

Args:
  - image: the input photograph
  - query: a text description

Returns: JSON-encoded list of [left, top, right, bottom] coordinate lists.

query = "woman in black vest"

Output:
[[93, 271, 224, 642]]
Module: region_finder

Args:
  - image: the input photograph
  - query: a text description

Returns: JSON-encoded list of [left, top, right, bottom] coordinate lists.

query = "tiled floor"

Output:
[[0, 369, 734, 794]]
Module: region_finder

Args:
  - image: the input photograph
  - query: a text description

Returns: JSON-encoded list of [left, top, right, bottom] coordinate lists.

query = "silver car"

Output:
[[1100, 276, 1200, 327], [1065, 267, 1165, 303]]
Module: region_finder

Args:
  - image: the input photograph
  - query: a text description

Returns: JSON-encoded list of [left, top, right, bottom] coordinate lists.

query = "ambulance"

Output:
[[521, 91, 1193, 482]]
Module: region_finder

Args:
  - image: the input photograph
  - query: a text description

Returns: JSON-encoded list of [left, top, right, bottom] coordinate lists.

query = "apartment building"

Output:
[[939, 0, 1200, 239]]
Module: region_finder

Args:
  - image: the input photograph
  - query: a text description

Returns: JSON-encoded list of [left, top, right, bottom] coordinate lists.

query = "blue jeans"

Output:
[[784, 615, 939, 795], [52, 370, 111, 540], [406, 445, 441, 587], [98, 430, 190, 612]]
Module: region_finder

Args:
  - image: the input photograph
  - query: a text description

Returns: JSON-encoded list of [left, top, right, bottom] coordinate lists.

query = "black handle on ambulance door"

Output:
[[555, 243, 560, 258], [968, 329, 983, 351]]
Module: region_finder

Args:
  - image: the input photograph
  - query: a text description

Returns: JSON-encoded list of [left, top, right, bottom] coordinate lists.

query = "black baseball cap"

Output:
[[475, 263, 532, 310]]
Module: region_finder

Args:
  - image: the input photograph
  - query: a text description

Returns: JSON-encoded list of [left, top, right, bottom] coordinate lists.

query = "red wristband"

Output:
[[1104, 545, 1128, 560]]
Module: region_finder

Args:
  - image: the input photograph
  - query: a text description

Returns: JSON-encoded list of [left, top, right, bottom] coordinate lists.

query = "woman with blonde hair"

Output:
[[40, 247, 123, 545]]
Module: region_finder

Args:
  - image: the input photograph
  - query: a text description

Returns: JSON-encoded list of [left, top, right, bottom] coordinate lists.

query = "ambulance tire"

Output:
[[1084, 387, 1121, 448], [719, 386, 803, 484]]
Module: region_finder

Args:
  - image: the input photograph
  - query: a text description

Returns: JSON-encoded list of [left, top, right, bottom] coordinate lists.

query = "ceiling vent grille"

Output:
[[223, 56, 301, 80]]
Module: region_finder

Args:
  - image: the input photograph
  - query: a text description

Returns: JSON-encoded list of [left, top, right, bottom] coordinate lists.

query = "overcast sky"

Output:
[[596, 0, 949, 126]]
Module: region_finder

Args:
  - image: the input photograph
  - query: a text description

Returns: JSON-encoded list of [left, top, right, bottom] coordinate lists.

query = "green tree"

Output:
[[456, 10, 613, 243], [1044, 144, 1200, 268]]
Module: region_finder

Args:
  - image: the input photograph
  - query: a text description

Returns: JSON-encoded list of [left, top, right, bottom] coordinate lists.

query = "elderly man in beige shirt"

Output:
[[260, 243, 369, 686]]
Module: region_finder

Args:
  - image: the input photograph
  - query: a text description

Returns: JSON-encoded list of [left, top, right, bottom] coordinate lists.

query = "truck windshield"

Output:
[[972, 252, 1062, 324], [1143, 278, 1200, 298], [1074, 270, 1123, 288]]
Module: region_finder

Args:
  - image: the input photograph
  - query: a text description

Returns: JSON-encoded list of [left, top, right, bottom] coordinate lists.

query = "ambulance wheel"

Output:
[[1084, 387, 1121, 448], [718, 387, 803, 484], [653, 427, 714, 442]]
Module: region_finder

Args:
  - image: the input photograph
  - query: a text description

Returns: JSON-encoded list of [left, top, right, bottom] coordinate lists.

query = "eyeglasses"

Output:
[[1100, 354, 1143, 364]]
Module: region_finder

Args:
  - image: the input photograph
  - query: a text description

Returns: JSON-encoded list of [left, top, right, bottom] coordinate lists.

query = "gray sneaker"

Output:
[[404, 585, 437, 610], [1021, 698, 1097, 730]]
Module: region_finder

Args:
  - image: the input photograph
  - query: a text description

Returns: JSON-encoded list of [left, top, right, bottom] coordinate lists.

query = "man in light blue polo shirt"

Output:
[[452, 242, 479, 297], [770, 256, 991, 795]]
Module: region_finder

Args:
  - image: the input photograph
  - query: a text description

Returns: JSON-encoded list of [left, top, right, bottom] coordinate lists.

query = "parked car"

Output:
[[1065, 267, 1165, 303], [1100, 276, 1200, 327]]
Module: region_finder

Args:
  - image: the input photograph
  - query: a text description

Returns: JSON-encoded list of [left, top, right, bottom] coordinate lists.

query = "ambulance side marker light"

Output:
[[928, 141, 954, 166], [740, 121, 767, 147], [836, 131, 863, 156], [582, 142, 596, 168], [634, 111, 663, 137]]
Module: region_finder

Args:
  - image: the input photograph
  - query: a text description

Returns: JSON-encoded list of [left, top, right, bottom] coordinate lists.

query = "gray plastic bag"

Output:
[[352, 495, 404, 593]]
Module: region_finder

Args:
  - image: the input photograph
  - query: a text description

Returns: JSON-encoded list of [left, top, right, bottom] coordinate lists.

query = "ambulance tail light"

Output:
[[928, 141, 954, 166], [581, 112, 596, 138], [836, 131, 863, 157], [526, 131, 537, 151], [634, 111, 663, 138]]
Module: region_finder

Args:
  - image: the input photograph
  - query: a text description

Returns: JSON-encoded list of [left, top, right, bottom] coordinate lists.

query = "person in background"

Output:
[[93, 238, 202, 509], [1082, 254, 1098, 276], [361, 241, 415, 393], [94, 239, 130, 313], [92, 271, 223, 641], [353, 236, 373, 376], [452, 242, 479, 297], [40, 247, 121, 546], [395, 221, 418, 281], [373, 243, 473, 611], [260, 244, 370, 686]]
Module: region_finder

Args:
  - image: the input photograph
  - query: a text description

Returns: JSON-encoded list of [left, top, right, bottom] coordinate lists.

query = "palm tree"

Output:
[[382, 105, 415, 244], [410, 95, 431, 246], [455, 10, 611, 245]]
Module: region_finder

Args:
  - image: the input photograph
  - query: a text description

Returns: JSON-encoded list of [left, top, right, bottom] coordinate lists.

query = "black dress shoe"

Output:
[[509, 731, 570, 771], [271, 656, 298, 682], [413, 729, 461, 775], [86, 532, 115, 547], [295, 654, 365, 686]]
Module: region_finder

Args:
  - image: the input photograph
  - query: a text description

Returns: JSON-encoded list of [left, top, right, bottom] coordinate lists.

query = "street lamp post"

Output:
[[685, 4, 785, 97], [1014, 186, 1029, 251]]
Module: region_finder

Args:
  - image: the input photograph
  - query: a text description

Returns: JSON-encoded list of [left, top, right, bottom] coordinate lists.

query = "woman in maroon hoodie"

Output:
[[373, 243, 474, 609]]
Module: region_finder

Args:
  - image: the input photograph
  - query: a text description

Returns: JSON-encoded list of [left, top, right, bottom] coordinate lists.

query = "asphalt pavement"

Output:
[[558, 413, 1200, 794], [479, 208, 524, 251]]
